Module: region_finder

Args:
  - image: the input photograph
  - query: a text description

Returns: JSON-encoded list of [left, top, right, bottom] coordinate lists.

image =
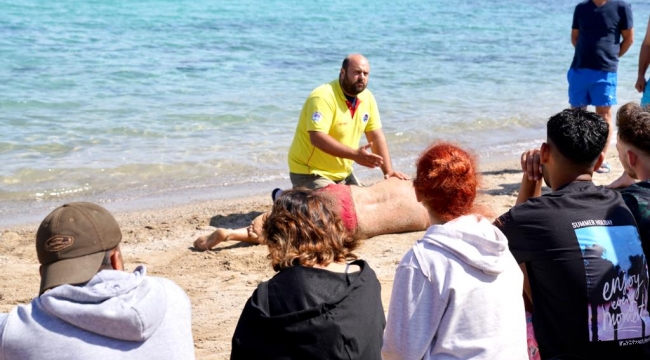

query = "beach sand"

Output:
[[0, 151, 625, 359]]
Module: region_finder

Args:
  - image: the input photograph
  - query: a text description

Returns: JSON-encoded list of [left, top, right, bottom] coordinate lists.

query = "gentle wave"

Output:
[[1, 0, 648, 226]]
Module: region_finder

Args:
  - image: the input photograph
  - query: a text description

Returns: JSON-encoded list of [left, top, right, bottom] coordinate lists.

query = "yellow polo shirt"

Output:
[[288, 79, 382, 181]]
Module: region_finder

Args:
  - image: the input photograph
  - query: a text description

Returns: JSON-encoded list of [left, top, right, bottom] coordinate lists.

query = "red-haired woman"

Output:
[[230, 189, 385, 360], [382, 143, 528, 360]]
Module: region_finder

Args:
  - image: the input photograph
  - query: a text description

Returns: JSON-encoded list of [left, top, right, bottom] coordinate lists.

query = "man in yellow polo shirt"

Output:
[[288, 54, 408, 189]]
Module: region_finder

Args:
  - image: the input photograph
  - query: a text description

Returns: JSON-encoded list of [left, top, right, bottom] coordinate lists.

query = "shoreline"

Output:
[[0, 150, 624, 359], [0, 127, 548, 230], [0, 139, 539, 231]]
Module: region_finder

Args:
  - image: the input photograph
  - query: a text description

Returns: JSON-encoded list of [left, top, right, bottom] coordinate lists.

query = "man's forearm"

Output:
[[620, 39, 634, 58], [571, 29, 579, 47], [515, 176, 543, 205], [367, 130, 393, 175], [639, 44, 650, 78], [309, 131, 357, 160], [371, 139, 393, 176], [619, 28, 634, 58]]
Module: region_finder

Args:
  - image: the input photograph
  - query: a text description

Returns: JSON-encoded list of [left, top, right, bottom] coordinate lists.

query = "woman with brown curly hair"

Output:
[[230, 189, 385, 360], [382, 142, 528, 360]]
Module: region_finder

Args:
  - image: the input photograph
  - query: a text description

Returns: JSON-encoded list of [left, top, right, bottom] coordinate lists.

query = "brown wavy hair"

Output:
[[617, 102, 650, 155], [413, 142, 489, 222], [263, 189, 359, 271]]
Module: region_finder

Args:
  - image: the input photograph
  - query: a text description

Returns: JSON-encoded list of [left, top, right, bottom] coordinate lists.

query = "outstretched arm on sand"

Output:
[[605, 172, 637, 189], [193, 213, 267, 251]]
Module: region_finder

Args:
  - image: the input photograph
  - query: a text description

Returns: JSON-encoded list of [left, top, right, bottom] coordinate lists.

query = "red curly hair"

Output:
[[413, 142, 485, 222]]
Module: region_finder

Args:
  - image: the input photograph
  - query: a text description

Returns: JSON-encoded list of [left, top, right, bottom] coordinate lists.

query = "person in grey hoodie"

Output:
[[0, 202, 195, 360], [382, 142, 529, 360]]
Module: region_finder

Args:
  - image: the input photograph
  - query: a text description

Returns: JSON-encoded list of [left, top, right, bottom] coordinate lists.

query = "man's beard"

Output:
[[341, 75, 366, 96]]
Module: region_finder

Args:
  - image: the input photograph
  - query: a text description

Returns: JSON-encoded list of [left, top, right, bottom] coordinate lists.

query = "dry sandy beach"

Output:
[[0, 151, 625, 359]]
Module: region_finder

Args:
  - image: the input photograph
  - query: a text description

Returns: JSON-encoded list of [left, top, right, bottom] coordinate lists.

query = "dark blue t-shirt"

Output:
[[571, 0, 633, 72]]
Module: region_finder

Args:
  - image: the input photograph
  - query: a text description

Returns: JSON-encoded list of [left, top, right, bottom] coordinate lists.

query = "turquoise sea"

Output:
[[2, 0, 649, 227]]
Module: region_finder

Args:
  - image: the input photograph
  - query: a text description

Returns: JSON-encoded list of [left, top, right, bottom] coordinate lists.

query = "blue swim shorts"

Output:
[[642, 79, 650, 108], [567, 68, 617, 108]]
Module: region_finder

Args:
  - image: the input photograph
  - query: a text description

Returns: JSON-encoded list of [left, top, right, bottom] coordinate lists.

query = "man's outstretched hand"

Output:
[[354, 143, 384, 169], [384, 170, 410, 180]]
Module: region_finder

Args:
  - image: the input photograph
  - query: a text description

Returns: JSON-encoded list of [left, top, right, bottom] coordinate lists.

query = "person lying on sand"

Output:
[[193, 177, 430, 250]]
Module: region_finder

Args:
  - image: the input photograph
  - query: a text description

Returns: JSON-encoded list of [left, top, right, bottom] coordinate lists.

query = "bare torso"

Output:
[[350, 178, 429, 239], [193, 178, 430, 250]]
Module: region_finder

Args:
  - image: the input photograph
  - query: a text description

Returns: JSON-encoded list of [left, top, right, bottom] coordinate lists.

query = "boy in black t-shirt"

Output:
[[610, 103, 650, 257], [495, 108, 650, 359]]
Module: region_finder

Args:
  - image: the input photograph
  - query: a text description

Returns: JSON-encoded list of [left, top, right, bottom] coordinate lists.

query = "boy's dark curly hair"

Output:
[[547, 108, 608, 166]]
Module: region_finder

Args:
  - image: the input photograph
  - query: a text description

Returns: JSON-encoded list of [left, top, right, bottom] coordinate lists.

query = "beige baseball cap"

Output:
[[36, 202, 122, 295]]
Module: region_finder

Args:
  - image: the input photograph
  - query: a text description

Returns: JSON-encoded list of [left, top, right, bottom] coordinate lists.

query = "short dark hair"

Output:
[[263, 189, 358, 271], [341, 57, 349, 70], [547, 108, 608, 166], [617, 102, 650, 155]]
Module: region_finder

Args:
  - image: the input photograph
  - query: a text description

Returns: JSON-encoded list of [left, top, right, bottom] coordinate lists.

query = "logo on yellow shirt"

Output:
[[362, 113, 369, 123], [312, 112, 322, 122]]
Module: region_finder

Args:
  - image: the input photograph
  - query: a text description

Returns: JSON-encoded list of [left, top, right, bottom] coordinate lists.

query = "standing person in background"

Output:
[[382, 143, 528, 360], [636, 14, 650, 107], [568, 0, 634, 173], [0, 202, 195, 360], [288, 53, 408, 189]]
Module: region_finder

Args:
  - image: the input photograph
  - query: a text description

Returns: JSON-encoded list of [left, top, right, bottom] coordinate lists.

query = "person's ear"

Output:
[[627, 149, 638, 167], [540, 142, 550, 163], [592, 152, 605, 172], [110, 246, 124, 271]]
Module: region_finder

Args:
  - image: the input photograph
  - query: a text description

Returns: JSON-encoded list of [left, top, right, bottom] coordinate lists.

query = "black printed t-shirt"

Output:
[[496, 181, 650, 359]]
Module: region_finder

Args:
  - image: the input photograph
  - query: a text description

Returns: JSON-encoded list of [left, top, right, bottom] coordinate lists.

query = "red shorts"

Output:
[[318, 184, 358, 234]]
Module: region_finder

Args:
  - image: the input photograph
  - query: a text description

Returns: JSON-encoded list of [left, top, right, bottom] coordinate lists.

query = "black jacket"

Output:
[[231, 260, 385, 360]]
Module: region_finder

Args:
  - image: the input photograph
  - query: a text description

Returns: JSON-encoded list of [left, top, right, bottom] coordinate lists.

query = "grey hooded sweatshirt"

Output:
[[0, 265, 195, 360], [382, 215, 528, 360]]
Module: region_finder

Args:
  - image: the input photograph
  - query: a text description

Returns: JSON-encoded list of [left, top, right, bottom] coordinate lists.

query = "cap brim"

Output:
[[39, 252, 105, 295]]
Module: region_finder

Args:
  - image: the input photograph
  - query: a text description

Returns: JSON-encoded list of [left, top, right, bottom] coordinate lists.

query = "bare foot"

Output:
[[193, 228, 231, 251]]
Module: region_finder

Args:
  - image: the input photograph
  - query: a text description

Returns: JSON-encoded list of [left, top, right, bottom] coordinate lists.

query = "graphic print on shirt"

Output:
[[576, 223, 650, 344]]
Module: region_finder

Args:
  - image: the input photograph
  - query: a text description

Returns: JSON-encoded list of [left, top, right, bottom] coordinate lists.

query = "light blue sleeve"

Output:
[[0, 313, 8, 360], [382, 256, 447, 360]]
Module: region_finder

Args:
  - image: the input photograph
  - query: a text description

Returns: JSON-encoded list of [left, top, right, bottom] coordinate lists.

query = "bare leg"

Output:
[[193, 228, 251, 250], [193, 213, 267, 250], [193, 180, 429, 250], [596, 105, 613, 158]]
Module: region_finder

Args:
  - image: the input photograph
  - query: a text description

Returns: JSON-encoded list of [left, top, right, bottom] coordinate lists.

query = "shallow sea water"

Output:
[[1, 0, 649, 226]]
